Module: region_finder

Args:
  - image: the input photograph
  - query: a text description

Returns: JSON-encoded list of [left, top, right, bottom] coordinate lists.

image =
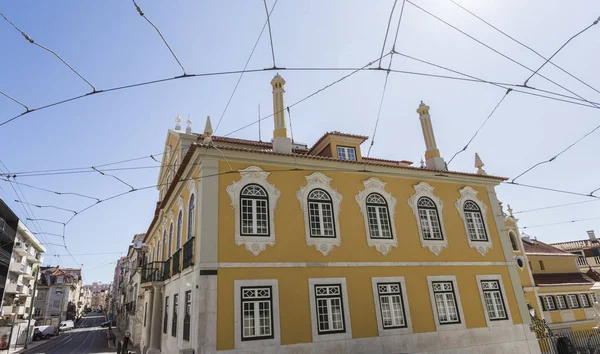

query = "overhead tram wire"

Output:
[[131, 0, 187, 76], [446, 90, 511, 165], [522, 216, 600, 230], [0, 177, 100, 202], [0, 12, 96, 92], [91, 167, 136, 191], [213, 0, 279, 134], [0, 90, 29, 111], [14, 200, 77, 214], [522, 16, 600, 87], [404, 1, 600, 109], [368, 0, 407, 158], [377, 0, 399, 68], [449, 1, 600, 96], [502, 181, 600, 200], [513, 199, 600, 214], [262, 0, 278, 69]]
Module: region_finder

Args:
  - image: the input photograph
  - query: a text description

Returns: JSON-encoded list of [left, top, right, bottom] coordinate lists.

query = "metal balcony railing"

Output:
[[183, 237, 194, 270], [141, 262, 165, 283], [163, 258, 171, 280], [172, 249, 181, 276], [0, 219, 16, 240]]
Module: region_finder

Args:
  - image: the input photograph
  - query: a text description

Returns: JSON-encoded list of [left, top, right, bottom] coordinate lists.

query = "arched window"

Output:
[[168, 223, 173, 256], [417, 197, 443, 240], [176, 210, 183, 249], [366, 193, 392, 239], [509, 231, 519, 251], [187, 194, 195, 241], [240, 184, 269, 236], [463, 200, 488, 241], [162, 230, 166, 260], [308, 189, 335, 237]]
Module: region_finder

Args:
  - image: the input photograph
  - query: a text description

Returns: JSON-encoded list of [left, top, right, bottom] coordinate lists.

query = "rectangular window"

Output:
[[544, 296, 556, 310], [163, 296, 169, 334], [309, 202, 335, 237], [241, 286, 274, 341], [567, 294, 580, 309], [34, 308, 41, 317], [539, 260, 545, 270], [183, 291, 191, 341], [376, 283, 406, 329], [144, 302, 147, 327], [480, 280, 508, 320], [556, 295, 567, 310], [241, 198, 268, 235], [418, 209, 443, 240], [336, 146, 356, 161], [432, 281, 460, 324], [580, 293, 591, 308], [53, 300, 60, 308], [314, 284, 345, 334], [172, 294, 178, 337], [367, 205, 392, 239], [590, 293, 597, 305]]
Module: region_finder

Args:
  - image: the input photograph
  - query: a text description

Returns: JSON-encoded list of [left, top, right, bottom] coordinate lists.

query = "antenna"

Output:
[[258, 104, 262, 142]]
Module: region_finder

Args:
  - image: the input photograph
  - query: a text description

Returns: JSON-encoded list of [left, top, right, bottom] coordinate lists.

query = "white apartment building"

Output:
[[34, 267, 80, 326]]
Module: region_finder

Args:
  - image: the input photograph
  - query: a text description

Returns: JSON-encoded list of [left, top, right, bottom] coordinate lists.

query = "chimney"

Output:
[[417, 101, 446, 170], [588, 230, 597, 241], [271, 74, 293, 154]]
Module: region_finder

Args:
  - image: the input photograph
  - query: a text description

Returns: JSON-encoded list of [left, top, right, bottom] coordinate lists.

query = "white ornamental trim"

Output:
[[455, 186, 493, 256], [226, 166, 280, 256], [407, 182, 448, 256], [355, 178, 398, 255], [296, 173, 343, 256]]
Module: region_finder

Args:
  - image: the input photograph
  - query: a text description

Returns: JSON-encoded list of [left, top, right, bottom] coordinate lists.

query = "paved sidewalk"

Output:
[[7, 335, 58, 353], [107, 327, 140, 354]]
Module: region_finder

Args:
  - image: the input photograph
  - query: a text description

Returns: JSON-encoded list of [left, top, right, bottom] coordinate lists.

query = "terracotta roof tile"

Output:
[[308, 131, 369, 154], [586, 268, 600, 281], [522, 239, 576, 256], [532, 273, 595, 286]]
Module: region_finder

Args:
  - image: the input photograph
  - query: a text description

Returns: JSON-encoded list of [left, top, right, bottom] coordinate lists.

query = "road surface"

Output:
[[24, 312, 112, 354]]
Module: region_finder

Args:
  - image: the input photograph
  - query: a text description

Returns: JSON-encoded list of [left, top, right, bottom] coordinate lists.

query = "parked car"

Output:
[[60, 320, 74, 331], [33, 325, 55, 340]]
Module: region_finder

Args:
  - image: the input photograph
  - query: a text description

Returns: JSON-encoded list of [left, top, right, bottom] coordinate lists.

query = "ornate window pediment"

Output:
[[226, 166, 280, 256], [455, 186, 493, 256], [355, 178, 398, 255], [408, 182, 448, 256], [297, 173, 342, 256]]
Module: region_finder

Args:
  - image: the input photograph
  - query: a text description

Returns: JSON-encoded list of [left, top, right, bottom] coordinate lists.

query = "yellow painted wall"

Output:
[[528, 255, 578, 273], [217, 161, 507, 264], [524, 290, 542, 317], [328, 140, 363, 160], [216, 266, 523, 350]]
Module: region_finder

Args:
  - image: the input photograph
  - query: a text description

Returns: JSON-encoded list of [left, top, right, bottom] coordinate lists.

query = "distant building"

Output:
[[550, 230, 600, 271], [34, 267, 81, 327], [82, 282, 110, 311]]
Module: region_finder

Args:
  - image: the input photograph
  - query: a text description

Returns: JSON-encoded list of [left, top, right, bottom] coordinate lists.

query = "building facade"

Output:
[[34, 267, 81, 326], [550, 231, 600, 271], [136, 75, 540, 353], [83, 281, 111, 311], [0, 199, 19, 305]]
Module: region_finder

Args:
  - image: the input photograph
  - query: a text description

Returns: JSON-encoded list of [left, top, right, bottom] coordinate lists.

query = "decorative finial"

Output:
[[420, 158, 425, 168], [475, 153, 487, 175], [507, 204, 513, 217], [185, 115, 192, 134], [417, 101, 429, 116], [203, 116, 213, 144], [175, 113, 182, 130], [270, 73, 286, 87]]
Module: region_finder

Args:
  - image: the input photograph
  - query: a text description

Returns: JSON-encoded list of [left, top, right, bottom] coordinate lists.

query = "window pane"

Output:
[[380, 296, 392, 327], [309, 202, 322, 236], [330, 298, 344, 330], [435, 293, 447, 322], [241, 199, 253, 234], [367, 205, 380, 238], [378, 206, 392, 238], [493, 292, 506, 319], [321, 204, 334, 236], [243, 302, 255, 337], [317, 298, 329, 331], [484, 292, 496, 318], [390, 295, 405, 326], [445, 293, 458, 322], [428, 210, 443, 240], [419, 209, 432, 239], [256, 200, 268, 234], [258, 301, 271, 336]]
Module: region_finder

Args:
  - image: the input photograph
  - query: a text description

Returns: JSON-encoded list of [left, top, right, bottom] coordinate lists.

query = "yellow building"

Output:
[[504, 213, 597, 334], [137, 74, 541, 353]]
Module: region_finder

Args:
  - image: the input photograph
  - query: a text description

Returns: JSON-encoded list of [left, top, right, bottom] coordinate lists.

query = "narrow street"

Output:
[[24, 313, 112, 354]]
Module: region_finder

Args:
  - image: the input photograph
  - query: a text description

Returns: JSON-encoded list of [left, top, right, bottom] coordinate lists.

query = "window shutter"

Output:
[[539, 296, 547, 311]]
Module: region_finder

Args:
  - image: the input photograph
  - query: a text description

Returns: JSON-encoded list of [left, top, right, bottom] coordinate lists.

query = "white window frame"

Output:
[[590, 293, 597, 305], [508, 230, 520, 252], [226, 167, 280, 256], [580, 293, 591, 308], [187, 180, 196, 241], [234, 279, 280, 349], [544, 296, 556, 311], [336, 146, 357, 161], [371, 277, 412, 336], [566, 294, 580, 309], [297, 173, 343, 256], [476, 275, 513, 327], [556, 295, 567, 310], [426, 276, 466, 331], [176, 196, 184, 250], [455, 187, 493, 256], [56, 276, 64, 284], [308, 278, 352, 342], [408, 182, 448, 256], [355, 178, 398, 255]]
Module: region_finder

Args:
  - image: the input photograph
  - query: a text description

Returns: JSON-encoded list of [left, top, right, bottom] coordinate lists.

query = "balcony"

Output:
[[22, 272, 34, 280], [13, 243, 28, 257], [140, 262, 165, 285], [0, 219, 16, 242], [577, 256, 600, 267], [36, 253, 44, 263], [3, 305, 25, 315], [172, 249, 181, 276], [9, 262, 28, 275], [183, 237, 194, 270], [5, 283, 29, 295], [26, 251, 39, 263], [163, 258, 171, 280]]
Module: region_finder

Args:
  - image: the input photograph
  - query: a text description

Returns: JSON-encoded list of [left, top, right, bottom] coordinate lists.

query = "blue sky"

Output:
[[1, 0, 599, 283]]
